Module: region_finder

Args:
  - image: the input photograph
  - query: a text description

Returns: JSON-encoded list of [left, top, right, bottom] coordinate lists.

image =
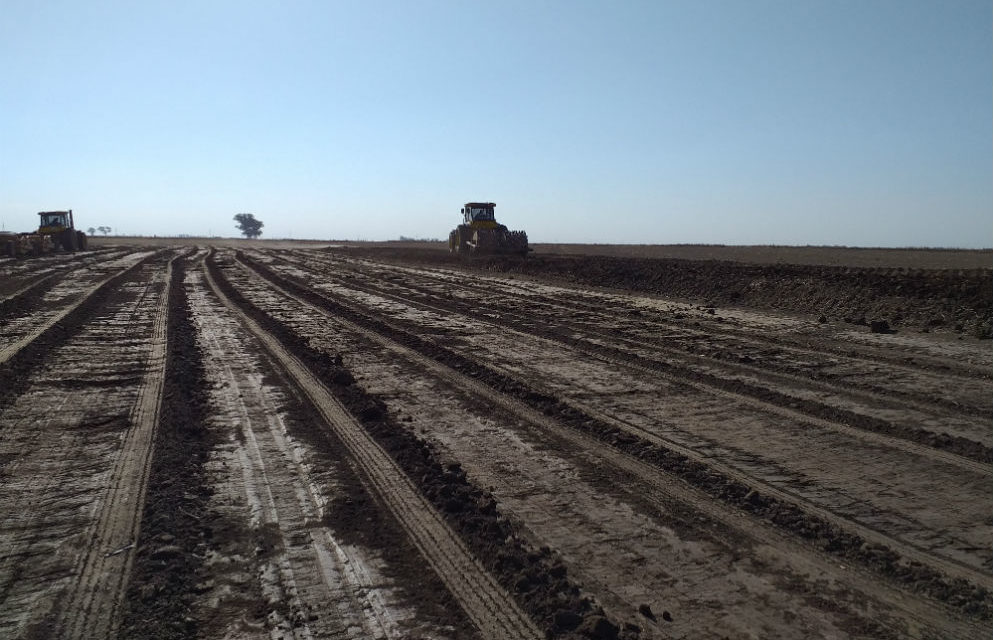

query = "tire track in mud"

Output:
[[228, 254, 988, 639], [51, 255, 175, 639], [276, 251, 991, 464], [0, 272, 62, 320], [314, 249, 992, 399], [186, 262, 468, 639], [271, 255, 993, 571], [338, 246, 993, 361], [204, 253, 549, 640], [0, 249, 125, 300], [0, 249, 143, 319], [0, 251, 162, 412], [0, 253, 174, 638], [256, 253, 993, 576], [323, 252, 990, 424], [235, 250, 993, 620]]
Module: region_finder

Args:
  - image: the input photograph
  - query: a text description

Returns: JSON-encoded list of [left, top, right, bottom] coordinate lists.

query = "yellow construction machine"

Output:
[[1, 210, 88, 258], [448, 202, 528, 256], [38, 210, 87, 251]]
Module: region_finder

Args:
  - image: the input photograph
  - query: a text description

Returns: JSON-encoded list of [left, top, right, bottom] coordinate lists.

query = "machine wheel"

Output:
[[76, 231, 87, 250], [451, 226, 471, 255], [61, 229, 77, 251]]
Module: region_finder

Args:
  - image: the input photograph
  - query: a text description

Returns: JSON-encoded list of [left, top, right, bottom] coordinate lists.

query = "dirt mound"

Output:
[[340, 247, 993, 338], [118, 258, 220, 639]]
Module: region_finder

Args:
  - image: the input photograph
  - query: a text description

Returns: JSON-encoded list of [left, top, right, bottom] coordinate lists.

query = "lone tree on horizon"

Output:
[[234, 213, 264, 239]]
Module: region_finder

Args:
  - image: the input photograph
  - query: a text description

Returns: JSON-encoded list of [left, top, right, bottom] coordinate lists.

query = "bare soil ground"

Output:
[[1, 242, 990, 640], [87, 237, 993, 269]]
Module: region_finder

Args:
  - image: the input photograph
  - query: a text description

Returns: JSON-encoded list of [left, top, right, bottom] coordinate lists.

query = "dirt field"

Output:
[[1, 243, 990, 640], [89, 237, 993, 270]]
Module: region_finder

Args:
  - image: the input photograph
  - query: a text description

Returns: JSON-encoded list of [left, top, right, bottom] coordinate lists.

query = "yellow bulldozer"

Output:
[[1, 210, 88, 258], [448, 202, 528, 257]]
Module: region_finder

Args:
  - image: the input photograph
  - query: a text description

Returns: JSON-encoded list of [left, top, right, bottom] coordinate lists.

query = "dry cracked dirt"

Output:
[[0, 243, 990, 640]]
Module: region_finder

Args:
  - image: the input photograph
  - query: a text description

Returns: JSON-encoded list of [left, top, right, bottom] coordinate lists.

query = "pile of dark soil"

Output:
[[119, 258, 218, 639], [340, 247, 993, 338]]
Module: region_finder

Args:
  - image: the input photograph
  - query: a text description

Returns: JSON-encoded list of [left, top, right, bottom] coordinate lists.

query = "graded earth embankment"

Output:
[[336, 246, 993, 337]]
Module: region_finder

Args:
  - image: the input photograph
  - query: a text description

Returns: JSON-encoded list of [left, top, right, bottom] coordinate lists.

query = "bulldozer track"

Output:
[[0, 250, 130, 301], [280, 250, 987, 396], [203, 254, 543, 640], [405, 250, 989, 379], [557, 393, 993, 587], [233, 251, 993, 604], [288, 250, 992, 380]]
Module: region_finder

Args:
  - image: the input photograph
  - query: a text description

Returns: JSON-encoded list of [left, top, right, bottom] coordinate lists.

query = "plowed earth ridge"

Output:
[[1, 244, 990, 640], [234, 249, 992, 616], [118, 251, 452, 640], [206, 251, 630, 638], [335, 249, 992, 376], [343, 246, 993, 339], [343, 256, 991, 443], [0, 250, 175, 638], [53, 254, 175, 639], [183, 258, 442, 639], [202, 253, 544, 640], [0, 249, 126, 300], [0, 250, 160, 368], [291, 253, 989, 466], [117, 253, 220, 640], [279, 251, 990, 456], [229, 251, 989, 639]]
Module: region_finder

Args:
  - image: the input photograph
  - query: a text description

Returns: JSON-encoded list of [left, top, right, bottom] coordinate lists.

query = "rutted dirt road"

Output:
[[0, 244, 990, 639]]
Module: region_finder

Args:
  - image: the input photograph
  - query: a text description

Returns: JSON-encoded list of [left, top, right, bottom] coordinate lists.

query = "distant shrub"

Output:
[[396, 236, 441, 243]]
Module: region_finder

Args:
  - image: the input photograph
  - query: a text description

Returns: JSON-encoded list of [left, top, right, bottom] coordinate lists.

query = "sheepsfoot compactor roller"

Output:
[[448, 202, 528, 256]]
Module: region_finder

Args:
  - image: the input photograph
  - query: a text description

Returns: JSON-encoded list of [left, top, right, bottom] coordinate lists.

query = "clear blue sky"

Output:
[[2, 0, 990, 246]]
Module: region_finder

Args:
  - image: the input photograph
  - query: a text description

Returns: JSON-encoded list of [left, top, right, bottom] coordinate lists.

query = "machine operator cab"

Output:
[[38, 210, 73, 234], [461, 202, 499, 229]]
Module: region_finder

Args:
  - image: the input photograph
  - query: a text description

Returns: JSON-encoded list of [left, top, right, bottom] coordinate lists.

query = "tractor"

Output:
[[37, 210, 87, 252], [0, 210, 88, 258], [448, 202, 528, 256]]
